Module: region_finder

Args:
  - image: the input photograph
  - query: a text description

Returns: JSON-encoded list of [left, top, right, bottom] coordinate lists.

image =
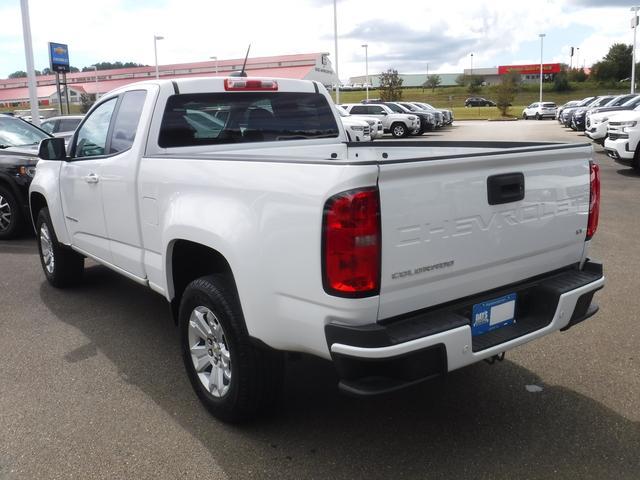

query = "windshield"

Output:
[[0, 116, 50, 148], [577, 97, 596, 107], [335, 105, 350, 117], [399, 103, 419, 112], [542, 103, 556, 108], [591, 97, 614, 108], [385, 103, 408, 113], [621, 96, 640, 107]]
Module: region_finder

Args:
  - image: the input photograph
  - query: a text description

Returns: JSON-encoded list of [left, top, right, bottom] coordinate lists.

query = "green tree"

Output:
[[467, 75, 484, 94], [553, 69, 571, 92], [567, 67, 587, 82], [455, 74, 466, 86], [8, 71, 27, 78], [592, 43, 633, 81], [495, 72, 519, 117], [423, 74, 441, 92], [378, 69, 403, 101], [80, 93, 96, 114]]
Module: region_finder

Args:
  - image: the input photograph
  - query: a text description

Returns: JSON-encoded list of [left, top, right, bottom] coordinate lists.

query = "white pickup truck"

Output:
[[31, 76, 604, 422]]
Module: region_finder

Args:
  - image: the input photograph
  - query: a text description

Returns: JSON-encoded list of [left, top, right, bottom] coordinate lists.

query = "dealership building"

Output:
[[463, 63, 562, 85], [349, 63, 562, 88], [0, 52, 338, 108]]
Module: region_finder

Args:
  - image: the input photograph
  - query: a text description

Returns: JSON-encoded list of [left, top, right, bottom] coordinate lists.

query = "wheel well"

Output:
[[169, 240, 234, 322], [29, 192, 48, 225]]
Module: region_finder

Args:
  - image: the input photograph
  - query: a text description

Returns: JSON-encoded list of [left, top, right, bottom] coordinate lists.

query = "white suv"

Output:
[[341, 103, 419, 137], [522, 102, 557, 120], [604, 110, 640, 170]]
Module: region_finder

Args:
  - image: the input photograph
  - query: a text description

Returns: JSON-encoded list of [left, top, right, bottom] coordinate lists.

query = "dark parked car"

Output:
[[0, 114, 50, 239], [561, 97, 599, 127], [464, 97, 496, 107], [384, 102, 433, 134], [571, 95, 616, 131]]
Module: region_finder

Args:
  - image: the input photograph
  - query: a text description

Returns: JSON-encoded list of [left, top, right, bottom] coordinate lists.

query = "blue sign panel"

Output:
[[49, 42, 70, 73]]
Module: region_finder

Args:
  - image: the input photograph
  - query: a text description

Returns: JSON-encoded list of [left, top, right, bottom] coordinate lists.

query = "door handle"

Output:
[[84, 173, 99, 184], [487, 173, 525, 205]]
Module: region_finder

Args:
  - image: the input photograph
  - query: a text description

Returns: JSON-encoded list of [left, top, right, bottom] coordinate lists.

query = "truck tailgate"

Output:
[[376, 144, 591, 320]]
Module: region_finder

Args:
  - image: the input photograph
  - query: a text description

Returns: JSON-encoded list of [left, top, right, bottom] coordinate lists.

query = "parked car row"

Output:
[[555, 94, 640, 171], [340, 100, 453, 138]]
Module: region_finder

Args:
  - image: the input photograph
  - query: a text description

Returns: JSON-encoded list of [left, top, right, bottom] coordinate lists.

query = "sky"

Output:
[[0, 0, 637, 81]]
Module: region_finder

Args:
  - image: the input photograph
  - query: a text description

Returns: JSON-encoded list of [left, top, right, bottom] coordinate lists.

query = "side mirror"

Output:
[[38, 137, 67, 161], [380, 111, 388, 115]]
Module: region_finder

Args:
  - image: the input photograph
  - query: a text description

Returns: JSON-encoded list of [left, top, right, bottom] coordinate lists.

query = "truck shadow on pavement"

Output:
[[39, 264, 640, 480]]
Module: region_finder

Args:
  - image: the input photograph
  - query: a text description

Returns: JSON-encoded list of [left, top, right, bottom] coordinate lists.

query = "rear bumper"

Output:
[[327, 261, 604, 396]]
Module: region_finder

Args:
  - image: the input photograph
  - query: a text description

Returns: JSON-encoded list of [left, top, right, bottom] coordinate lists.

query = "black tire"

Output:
[[535, 113, 541, 120], [522, 113, 528, 120], [35, 208, 84, 288], [179, 274, 284, 423], [391, 122, 408, 138], [0, 185, 24, 240]]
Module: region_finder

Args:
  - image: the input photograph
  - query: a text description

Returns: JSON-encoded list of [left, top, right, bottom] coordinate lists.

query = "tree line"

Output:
[[6, 61, 148, 79]]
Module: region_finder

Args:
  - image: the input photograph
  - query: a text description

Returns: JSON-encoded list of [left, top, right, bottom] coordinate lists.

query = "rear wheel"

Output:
[[391, 122, 408, 138], [36, 208, 84, 287], [535, 113, 541, 120], [179, 274, 284, 423], [0, 186, 24, 240]]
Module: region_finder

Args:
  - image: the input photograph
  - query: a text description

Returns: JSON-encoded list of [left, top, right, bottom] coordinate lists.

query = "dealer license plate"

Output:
[[471, 293, 517, 336]]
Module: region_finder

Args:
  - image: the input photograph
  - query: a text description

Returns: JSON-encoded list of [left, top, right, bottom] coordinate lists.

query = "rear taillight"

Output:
[[322, 187, 381, 297], [586, 161, 600, 240]]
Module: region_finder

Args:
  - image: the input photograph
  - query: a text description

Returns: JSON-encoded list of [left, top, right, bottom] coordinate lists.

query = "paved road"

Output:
[[1, 121, 638, 479]]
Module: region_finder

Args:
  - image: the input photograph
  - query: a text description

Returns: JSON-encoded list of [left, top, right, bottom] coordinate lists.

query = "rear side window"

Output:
[[59, 118, 82, 132], [349, 105, 368, 115], [158, 92, 339, 148], [109, 90, 147, 154], [40, 120, 56, 133]]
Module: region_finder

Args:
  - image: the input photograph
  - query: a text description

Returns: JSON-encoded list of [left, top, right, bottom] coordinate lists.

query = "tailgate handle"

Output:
[[487, 173, 525, 205]]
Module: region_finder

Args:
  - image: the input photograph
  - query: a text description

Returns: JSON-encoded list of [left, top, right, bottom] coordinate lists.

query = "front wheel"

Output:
[[391, 122, 408, 138], [0, 186, 24, 240], [522, 113, 528, 120], [36, 208, 84, 288], [179, 274, 284, 423]]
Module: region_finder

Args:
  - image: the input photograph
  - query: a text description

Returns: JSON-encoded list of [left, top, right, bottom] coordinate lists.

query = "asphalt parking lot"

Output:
[[1, 120, 638, 480]]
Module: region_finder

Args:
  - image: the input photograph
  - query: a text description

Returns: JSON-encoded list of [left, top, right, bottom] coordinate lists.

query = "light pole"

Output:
[[19, 0, 39, 126], [154, 35, 164, 79], [92, 65, 99, 99], [210, 56, 218, 75], [539, 33, 546, 103], [632, 7, 639, 94], [361, 44, 369, 100], [470, 53, 474, 76], [576, 47, 580, 71], [333, 0, 340, 103]]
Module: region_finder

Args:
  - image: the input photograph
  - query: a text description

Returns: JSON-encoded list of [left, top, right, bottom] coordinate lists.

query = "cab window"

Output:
[[74, 98, 117, 158]]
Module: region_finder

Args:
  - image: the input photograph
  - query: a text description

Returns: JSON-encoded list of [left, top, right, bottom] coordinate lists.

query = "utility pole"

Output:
[[154, 35, 164, 79], [333, 0, 340, 103], [19, 0, 39, 126], [539, 34, 546, 103], [632, 7, 639, 94], [362, 44, 369, 101]]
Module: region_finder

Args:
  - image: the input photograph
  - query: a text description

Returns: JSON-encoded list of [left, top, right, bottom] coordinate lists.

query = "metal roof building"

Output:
[[348, 73, 462, 88], [0, 52, 337, 107]]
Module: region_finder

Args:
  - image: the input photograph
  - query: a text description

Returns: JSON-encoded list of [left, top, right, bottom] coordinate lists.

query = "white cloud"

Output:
[[0, 0, 636, 80]]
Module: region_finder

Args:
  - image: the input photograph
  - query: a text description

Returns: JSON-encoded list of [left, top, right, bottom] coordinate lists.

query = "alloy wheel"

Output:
[[0, 194, 11, 232], [39, 223, 55, 274], [188, 306, 232, 398]]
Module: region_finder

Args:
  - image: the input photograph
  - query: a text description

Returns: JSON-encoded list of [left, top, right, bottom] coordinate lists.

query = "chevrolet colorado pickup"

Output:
[[30, 77, 604, 422]]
